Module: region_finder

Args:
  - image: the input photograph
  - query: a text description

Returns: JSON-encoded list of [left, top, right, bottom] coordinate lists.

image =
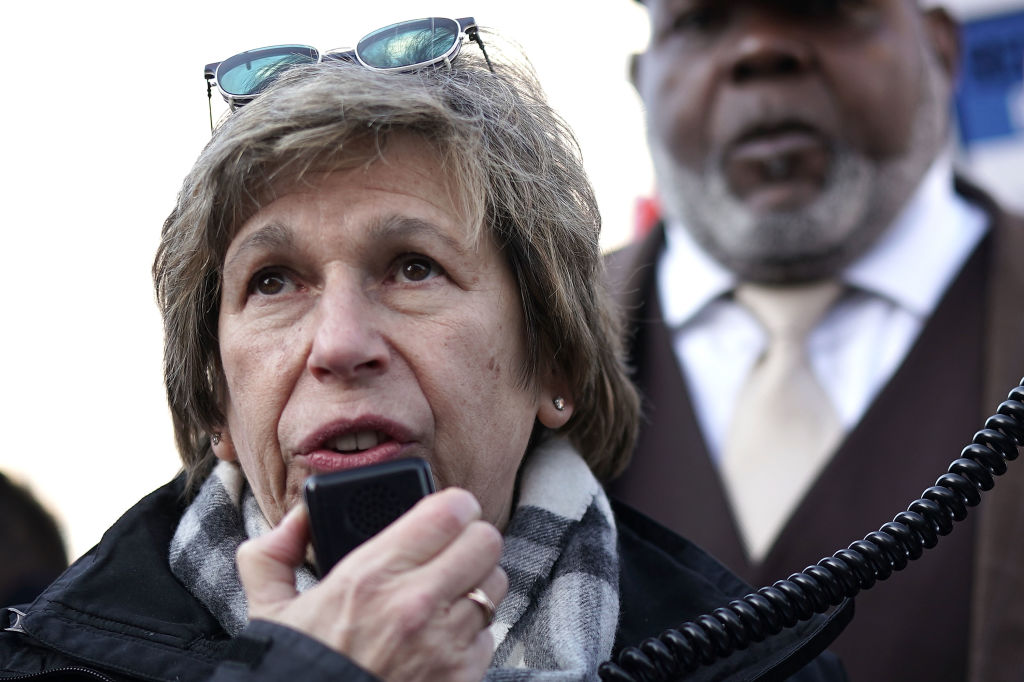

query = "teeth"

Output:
[[356, 430, 381, 450], [327, 430, 381, 453]]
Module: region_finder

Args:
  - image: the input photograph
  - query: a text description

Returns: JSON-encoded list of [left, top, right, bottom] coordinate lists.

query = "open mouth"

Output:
[[300, 421, 411, 473], [732, 121, 819, 144], [723, 122, 832, 209], [324, 430, 388, 454]]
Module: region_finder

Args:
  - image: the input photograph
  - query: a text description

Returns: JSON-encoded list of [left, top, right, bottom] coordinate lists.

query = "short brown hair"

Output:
[[153, 37, 639, 492]]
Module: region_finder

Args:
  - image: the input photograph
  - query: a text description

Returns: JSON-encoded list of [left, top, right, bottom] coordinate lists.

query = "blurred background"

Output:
[[1, 0, 1021, 562]]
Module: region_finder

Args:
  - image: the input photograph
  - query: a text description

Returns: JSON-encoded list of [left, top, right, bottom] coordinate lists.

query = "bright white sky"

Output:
[[0, 2, 652, 559], [5, 0, 1015, 562]]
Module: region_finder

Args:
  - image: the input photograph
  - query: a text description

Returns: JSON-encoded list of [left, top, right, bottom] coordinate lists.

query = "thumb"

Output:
[[237, 505, 310, 609]]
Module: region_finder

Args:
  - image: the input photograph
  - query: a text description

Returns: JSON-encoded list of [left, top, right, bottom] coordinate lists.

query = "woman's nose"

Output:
[[307, 287, 390, 383]]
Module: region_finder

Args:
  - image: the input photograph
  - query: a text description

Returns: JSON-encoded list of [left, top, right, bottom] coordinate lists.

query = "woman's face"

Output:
[[215, 134, 568, 531]]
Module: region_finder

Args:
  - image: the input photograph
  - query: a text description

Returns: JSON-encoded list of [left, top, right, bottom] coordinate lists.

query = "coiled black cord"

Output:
[[599, 381, 1024, 682]]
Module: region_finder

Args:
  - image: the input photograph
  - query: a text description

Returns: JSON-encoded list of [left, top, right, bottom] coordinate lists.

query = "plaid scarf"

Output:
[[169, 438, 619, 680]]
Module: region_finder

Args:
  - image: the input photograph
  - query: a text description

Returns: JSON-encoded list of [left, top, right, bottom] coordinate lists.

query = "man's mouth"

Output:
[[722, 123, 832, 210]]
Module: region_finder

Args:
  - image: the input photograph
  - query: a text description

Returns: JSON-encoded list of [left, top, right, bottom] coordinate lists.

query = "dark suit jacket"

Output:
[[605, 178, 1024, 682]]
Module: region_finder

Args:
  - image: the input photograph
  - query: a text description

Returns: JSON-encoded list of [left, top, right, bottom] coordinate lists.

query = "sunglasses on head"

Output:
[[204, 17, 493, 113]]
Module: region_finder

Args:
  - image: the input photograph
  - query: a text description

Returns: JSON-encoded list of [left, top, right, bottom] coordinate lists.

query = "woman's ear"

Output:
[[537, 369, 574, 430], [210, 429, 238, 463]]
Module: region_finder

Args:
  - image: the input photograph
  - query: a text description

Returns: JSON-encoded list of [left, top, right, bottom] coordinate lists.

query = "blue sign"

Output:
[[956, 9, 1024, 145]]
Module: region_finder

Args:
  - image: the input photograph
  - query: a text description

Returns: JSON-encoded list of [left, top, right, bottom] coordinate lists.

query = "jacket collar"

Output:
[[6, 476, 229, 681]]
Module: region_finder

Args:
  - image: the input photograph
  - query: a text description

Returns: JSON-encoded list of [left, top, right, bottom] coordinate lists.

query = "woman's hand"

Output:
[[237, 488, 507, 682]]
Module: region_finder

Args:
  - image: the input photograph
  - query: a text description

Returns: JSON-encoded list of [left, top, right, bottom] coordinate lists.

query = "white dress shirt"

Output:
[[657, 155, 989, 464]]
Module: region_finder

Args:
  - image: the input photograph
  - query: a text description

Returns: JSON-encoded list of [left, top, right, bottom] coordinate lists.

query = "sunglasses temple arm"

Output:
[[467, 27, 494, 74], [206, 79, 215, 133]]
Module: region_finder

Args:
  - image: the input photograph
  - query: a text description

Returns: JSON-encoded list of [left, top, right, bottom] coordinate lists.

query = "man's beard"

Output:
[[651, 52, 951, 284]]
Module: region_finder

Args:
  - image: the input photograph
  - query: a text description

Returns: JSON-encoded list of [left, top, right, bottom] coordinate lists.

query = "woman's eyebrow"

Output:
[[224, 215, 468, 273], [224, 222, 295, 272], [369, 215, 468, 256]]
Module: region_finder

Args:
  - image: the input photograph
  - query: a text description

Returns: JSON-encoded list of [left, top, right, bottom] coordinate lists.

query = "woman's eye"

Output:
[[395, 255, 443, 283], [249, 270, 294, 296]]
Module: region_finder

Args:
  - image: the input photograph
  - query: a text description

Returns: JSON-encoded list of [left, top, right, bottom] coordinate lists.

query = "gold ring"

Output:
[[465, 587, 496, 625]]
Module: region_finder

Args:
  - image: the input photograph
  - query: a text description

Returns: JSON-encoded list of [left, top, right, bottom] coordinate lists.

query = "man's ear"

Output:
[[923, 6, 960, 82], [211, 429, 238, 463], [629, 52, 643, 93]]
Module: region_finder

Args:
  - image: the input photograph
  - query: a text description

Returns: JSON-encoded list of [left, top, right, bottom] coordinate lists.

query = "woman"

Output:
[[0, 22, 847, 681]]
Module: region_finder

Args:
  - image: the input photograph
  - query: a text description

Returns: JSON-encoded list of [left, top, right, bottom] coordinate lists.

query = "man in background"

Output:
[[1, 473, 67, 607], [607, 1, 1024, 680]]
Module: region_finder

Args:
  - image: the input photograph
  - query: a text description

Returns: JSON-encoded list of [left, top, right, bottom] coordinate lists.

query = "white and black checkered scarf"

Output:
[[169, 438, 620, 680]]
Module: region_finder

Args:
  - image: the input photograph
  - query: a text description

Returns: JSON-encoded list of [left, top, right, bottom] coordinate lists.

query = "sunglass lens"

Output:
[[217, 45, 319, 97], [357, 18, 460, 70]]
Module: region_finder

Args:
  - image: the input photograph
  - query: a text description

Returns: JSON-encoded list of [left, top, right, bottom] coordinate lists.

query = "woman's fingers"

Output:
[[331, 489, 504, 614], [411, 518, 504, 605], [237, 488, 505, 682], [448, 564, 508, 635], [343, 487, 482, 571], [237, 505, 310, 611]]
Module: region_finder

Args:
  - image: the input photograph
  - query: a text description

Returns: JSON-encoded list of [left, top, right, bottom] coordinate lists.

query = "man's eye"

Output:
[[396, 255, 442, 283], [675, 10, 714, 30], [800, 0, 872, 18], [666, 7, 723, 35]]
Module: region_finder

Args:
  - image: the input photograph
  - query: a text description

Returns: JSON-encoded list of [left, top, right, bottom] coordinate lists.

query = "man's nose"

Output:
[[728, 13, 815, 83], [307, 283, 390, 383]]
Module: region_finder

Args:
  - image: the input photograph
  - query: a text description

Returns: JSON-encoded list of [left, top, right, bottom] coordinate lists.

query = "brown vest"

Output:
[[606, 180, 1024, 682]]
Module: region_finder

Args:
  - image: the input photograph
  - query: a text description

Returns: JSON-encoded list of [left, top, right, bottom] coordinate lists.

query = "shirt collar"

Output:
[[657, 153, 989, 327], [658, 218, 736, 328], [843, 153, 988, 317]]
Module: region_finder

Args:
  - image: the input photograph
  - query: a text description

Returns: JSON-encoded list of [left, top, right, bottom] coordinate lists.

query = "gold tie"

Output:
[[722, 280, 844, 563]]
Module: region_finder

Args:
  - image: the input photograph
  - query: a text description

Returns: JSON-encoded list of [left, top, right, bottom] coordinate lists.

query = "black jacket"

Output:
[[0, 477, 849, 681]]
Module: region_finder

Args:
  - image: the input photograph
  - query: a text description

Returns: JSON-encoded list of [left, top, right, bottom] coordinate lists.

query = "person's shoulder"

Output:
[[611, 498, 852, 682], [65, 474, 191, 565], [603, 223, 667, 315], [612, 497, 754, 614], [20, 474, 190, 610], [0, 474, 228, 681], [954, 175, 1024, 233], [605, 222, 665, 273]]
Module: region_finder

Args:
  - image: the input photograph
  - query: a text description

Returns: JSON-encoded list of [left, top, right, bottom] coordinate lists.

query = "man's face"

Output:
[[634, 0, 957, 282]]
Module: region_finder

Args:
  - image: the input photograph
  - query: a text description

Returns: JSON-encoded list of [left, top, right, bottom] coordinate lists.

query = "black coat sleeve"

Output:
[[209, 620, 381, 682]]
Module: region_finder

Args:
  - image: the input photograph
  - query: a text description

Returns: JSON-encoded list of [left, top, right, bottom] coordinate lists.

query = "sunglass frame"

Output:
[[204, 17, 480, 110]]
